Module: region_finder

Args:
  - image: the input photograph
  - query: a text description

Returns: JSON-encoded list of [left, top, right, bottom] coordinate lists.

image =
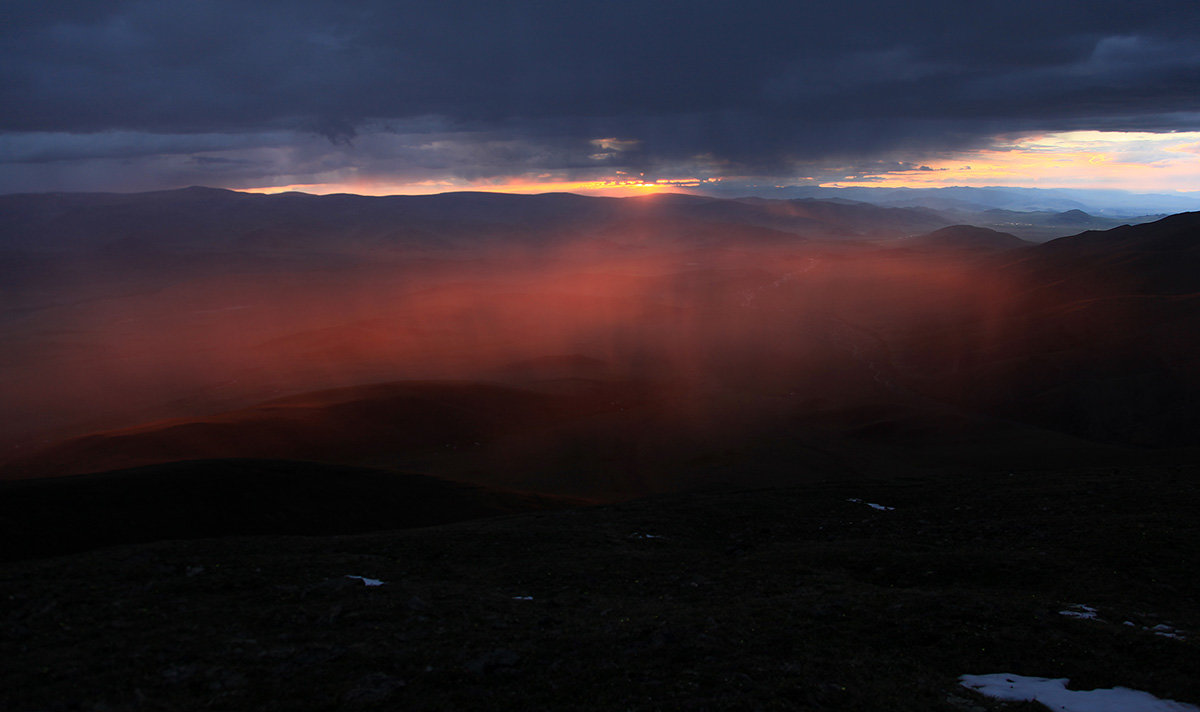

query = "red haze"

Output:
[[1, 237, 1030, 493]]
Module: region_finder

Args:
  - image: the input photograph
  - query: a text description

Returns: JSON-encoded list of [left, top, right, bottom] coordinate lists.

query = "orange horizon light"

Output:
[[822, 130, 1200, 192], [239, 177, 707, 198]]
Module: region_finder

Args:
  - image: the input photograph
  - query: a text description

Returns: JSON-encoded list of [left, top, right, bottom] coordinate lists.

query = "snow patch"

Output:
[[1149, 623, 1188, 641], [960, 673, 1200, 712], [1059, 604, 1100, 620], [847, 498, 895, 511], [345, 575, 385, 587], [512, 596, 533, 601], [1058, 605, 1188, 640]]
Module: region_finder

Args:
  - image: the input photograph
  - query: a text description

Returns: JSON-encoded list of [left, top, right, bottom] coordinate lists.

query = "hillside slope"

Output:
[[2, 466, 1196, 711]]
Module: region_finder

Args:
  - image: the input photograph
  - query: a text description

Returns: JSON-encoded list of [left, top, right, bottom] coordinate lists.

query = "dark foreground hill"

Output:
[[0, 458, 586, 562], [0, 380, 648, 484], [948, 211, 1200, 446], [2, 466, 1197, 711], [6, 373, 1183, 501]]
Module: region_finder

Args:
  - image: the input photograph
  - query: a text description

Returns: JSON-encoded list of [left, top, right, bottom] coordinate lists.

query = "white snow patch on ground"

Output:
[[1149, 624, 1188, 640], [1056, 604, 1188, 640], [1060, 604, 1100, 620], [345, 575, 385, 587], [960, 674, 1200, 712], [1119, 620, 1188, 640], [847, 498, 895, 511]]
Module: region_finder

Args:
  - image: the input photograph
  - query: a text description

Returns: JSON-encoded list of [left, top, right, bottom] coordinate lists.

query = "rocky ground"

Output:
[[2, 464, 1198, 711]]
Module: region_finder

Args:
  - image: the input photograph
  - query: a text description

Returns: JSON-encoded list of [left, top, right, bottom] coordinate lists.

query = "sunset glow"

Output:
[[242, 177, 712, 198], [826, 131, 1200, 192], [6, 6, 1200, 703], [234, 130, 1200, 199]]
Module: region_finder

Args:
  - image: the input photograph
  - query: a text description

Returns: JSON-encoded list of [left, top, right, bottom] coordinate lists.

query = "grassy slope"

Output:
[[2, 465, 1197, 711]]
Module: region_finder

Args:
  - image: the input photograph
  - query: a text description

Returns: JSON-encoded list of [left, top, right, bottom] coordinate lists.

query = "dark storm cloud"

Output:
[[2, 0, 1199, 189]]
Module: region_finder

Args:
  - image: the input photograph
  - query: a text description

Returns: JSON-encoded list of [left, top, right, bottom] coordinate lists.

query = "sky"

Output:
[[2, 1, 1200, 197]]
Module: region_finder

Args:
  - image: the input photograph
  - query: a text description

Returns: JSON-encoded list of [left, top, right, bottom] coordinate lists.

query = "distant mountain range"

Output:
[[3, 190, 1197, 504], [0, 187, 1159, 256], [702, 184, 1200, 218]]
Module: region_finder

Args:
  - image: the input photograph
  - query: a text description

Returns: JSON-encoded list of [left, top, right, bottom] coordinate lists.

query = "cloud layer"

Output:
[[3, 1, 1199, 192]]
